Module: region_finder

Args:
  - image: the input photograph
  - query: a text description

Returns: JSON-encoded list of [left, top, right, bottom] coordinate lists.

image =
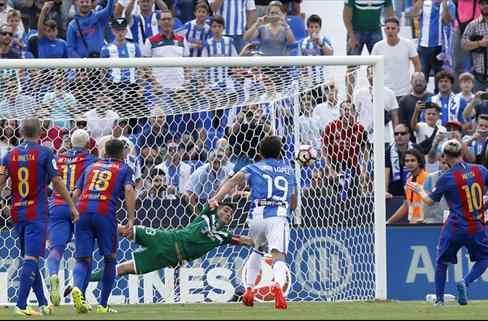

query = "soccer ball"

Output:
[[296, 145, 318, 166]]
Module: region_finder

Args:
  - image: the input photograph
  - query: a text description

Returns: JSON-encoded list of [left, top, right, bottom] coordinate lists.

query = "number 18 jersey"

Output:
[[0, 142, 58, 223], [241, 158, 296, 220], [76, 159, 134, 217]]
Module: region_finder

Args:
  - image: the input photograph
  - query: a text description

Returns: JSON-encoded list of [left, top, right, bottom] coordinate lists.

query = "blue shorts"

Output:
[[74, 213, 117, 258], [15, 220, 47, 258], [437, 223, 488, 264], [48, 205, 73, 249]]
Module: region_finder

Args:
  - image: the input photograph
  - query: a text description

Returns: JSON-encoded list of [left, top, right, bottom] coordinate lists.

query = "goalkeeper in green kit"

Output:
[[69, 199, 253, 285]]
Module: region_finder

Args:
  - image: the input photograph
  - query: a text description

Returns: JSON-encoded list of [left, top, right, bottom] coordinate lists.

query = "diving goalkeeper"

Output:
[[69, 199, 252, 286]]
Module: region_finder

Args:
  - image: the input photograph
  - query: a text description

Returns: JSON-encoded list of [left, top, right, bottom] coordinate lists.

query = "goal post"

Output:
[[0, 55, 386, 304]]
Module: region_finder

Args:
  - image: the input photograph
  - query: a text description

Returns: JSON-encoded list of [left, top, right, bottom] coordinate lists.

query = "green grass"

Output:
[[2, 301, 488, 320]]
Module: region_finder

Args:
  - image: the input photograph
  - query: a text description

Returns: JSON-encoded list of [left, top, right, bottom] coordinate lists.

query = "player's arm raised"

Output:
[[52, 176, 80, 223], [209, 171, 246, 209]]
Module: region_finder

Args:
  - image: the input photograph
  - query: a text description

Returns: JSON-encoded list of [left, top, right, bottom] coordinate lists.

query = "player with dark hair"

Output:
[[410, 139, 488, 306], [209, 135, 297, 309], [0, 118, 79, 316], [71, 139, 136, 314], [63, 199, 253, 293]]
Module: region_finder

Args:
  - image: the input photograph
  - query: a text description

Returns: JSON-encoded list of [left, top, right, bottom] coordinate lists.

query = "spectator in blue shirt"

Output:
[[37, 2, 68, 59], [175, 2, 211, 57], [66, 0, 116, 58]]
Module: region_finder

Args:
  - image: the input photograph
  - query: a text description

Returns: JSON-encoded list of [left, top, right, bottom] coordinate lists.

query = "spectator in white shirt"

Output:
[[353, 66, 399, 144], [371, 16, 421, 101], [312, 83, 340, 128], [83, 101, 120, 139], [410, 101, 446, 144]]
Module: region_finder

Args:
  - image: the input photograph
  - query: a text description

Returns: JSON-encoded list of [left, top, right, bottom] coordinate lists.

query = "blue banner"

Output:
[[387, 225, 488, 300]]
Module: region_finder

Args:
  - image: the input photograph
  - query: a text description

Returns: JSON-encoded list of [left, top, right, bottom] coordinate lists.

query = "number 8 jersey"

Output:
[[0, 142, 58, 223], [76, 159, 134, 217], [241, 158, 297, 220]]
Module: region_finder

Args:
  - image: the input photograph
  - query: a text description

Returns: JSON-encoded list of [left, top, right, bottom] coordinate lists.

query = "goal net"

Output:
[[0, 56, 385, 305]]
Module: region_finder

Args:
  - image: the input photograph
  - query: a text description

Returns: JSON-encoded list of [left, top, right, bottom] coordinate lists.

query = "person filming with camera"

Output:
[[462, 0, 488, 91], [463, 114, 488, 165], [411, 101, 446, 144]]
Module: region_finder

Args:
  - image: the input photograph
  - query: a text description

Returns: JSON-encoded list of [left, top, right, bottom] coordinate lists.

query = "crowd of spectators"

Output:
[[2, 0, 488, 227]]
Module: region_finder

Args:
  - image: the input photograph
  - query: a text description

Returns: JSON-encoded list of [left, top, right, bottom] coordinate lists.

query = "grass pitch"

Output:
[[2, 301, 488, 320]]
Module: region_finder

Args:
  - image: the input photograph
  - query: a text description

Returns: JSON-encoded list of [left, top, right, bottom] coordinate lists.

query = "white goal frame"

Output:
[[0, 55, 386, 301]]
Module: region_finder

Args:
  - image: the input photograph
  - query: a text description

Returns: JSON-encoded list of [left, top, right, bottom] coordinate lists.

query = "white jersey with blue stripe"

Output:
[[128, 11, 161, 48], [299, 35, 333, 84], [419, 0, 456, 48], [202, 36, 238, 84], [210, 0, 256, 36], [176, 19, 211, 57], [100, 41, 141, 83], [241, 158, 296, 220]]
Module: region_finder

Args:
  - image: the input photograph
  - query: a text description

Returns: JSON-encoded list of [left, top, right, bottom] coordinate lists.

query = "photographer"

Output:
[[66, 0, 116, 58], [410, 101, 446, 144], [463, 90, 488, 121], [462, 0, 488, 91], [463, 114, 488, 164], [243, 0, 295, 56]]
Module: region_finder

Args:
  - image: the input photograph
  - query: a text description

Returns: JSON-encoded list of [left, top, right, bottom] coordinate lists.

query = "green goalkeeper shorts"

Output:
[[132, 226, 180, 274]]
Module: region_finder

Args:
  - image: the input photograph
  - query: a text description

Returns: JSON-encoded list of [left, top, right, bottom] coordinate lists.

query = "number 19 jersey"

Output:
[[0, 142, 58, 223], [241, 158, 296, 220]]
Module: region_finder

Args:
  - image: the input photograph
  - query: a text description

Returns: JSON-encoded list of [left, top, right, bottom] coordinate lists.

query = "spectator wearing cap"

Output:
[[414, 0, 456, 84], [371, 16, 421, 101], [66, 0, 116, 58], [462, 0, 488, 91], [142, 9, 187, 89], [463, 114, 488, 165], [244, 1, 295, 57], [155, 140, 192, 195], [37, 2, 68, 58], [426, 70, 467, 126], [0, 24, 20, 58], [101, 17, 143, 112], [185, 148, 234, 208], [210, 0, 257, 53], [410, 101, 446, 144], [398, 72, 433, 131]]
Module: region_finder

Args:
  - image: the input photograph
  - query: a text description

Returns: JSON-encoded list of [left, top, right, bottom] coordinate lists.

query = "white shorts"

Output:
[[248, 216, 290, 255]]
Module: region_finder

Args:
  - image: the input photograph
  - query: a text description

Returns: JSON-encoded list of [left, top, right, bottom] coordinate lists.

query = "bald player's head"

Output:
[[21, 118, 41, 140]]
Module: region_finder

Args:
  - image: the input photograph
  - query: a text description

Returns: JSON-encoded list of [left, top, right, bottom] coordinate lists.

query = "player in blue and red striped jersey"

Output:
[[46, 129, 97, 306], [71, 139, 135, 314], [0, 118, 79, 316], [411, 139, 488, 306]]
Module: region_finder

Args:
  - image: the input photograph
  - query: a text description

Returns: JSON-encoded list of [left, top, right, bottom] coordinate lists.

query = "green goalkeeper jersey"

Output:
[[173, 205, 234, 262]]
